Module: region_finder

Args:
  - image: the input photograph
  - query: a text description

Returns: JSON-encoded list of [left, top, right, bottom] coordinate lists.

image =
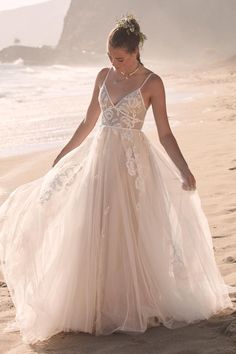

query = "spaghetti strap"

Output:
[[139, 72, 154, 90], [101, 67, 111, 87]]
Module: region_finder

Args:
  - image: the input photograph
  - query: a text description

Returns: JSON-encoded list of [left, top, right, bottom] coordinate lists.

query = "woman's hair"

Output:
[[108, 14, 147, 65]]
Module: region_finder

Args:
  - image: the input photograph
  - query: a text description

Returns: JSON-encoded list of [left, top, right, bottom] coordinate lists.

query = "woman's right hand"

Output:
[[180, 167, 197, 191]]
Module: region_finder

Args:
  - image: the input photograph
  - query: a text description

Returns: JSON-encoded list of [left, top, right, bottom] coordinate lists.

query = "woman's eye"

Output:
[[107, 53, 123, 63]]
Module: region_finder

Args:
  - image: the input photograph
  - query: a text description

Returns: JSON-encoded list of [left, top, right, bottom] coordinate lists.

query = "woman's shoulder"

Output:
[[142, 67, 162, 82], [142, 67, 165, 90], [96, 67, 110, 87], [97, 67, 110, 78]]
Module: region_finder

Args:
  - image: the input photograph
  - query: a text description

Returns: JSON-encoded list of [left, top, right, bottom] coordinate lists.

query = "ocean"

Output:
[[0, 60, 199, 157]]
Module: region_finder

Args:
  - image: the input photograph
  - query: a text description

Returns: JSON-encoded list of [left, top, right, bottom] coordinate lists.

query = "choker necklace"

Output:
[[113, 62, 141, 84]]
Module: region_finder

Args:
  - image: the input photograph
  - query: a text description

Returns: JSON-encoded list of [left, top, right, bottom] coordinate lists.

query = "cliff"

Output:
[[0, 0, 70, 50], [56, 0, 236, 63]]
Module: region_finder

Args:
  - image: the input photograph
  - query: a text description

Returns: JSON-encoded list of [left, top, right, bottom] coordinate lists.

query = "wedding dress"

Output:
[[0, 67, 235, 344]]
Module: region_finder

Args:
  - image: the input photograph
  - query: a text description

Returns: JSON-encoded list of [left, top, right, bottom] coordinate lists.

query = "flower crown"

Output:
[[116, 14, 147, 47]]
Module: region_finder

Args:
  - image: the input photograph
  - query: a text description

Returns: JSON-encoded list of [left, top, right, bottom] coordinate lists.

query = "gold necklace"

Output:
[[113, 62, 140, 84], [120, 62, 140, 78]]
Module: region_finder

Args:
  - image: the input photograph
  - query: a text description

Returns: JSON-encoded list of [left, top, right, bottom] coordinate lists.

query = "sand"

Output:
[[0, 63, 236, 353]]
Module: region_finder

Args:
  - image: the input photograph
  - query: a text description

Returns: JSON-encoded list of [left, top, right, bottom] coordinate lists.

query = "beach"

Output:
[[0, 61, 236, 353]]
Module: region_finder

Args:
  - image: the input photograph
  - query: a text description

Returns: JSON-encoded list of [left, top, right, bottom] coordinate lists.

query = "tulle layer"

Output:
[[0, 125, 235, 344]]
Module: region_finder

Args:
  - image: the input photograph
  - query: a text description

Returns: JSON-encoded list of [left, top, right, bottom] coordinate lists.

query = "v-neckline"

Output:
[[102, 69, 153, 111], [103, 83, 149, 111], [104, 83, 141, 108]]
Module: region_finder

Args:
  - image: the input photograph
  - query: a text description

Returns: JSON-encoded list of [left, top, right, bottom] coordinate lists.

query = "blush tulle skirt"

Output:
[[0, 125, 235, 344]]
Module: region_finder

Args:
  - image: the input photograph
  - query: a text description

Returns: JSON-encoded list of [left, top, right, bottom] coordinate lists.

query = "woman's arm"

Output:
[[150, 75, 196, 190], [52, 68, 107, 167]]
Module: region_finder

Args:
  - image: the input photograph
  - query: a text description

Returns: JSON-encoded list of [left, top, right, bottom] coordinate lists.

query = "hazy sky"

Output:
[[0, 0, 49, 11]]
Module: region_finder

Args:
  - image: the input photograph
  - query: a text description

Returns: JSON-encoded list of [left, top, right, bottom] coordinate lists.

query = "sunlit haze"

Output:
[[0, 0, 49, 11]]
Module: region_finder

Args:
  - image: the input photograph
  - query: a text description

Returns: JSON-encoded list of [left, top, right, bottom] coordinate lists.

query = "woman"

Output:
[[0, 14, 235, 345]]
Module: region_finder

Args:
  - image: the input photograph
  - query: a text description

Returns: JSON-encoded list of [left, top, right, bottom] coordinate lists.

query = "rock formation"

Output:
[[0, 45, 56, 65]]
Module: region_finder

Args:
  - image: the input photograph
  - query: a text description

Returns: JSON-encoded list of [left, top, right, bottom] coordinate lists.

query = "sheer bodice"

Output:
[[99, 68, 154, 130]]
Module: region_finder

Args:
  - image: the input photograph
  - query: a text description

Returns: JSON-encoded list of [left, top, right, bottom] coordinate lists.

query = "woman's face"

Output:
[[107, 45, 138, 72]]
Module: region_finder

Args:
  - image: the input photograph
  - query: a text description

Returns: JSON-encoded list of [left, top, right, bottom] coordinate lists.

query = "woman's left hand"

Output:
[[180, 167, 197, 191]]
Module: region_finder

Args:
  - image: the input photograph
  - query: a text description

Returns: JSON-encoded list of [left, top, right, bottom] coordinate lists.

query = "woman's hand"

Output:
[[180, 167, 197, 191]]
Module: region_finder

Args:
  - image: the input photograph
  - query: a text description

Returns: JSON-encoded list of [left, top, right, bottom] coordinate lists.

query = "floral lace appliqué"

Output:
[[99, 85, 145, 130], [98, 82, 146, 192], [39, 163, 84, 204], [125, 146, 144, 191]]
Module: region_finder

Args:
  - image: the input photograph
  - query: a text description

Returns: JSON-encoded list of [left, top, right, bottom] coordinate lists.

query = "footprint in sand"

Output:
[[226, 208, 236, 213], [223, 256, 236, 263], [213, 235, 228, 239], [224, 320, 236, 337]]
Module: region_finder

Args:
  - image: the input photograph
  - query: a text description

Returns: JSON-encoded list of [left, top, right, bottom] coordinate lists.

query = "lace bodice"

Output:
[[98, 68, 154, 130], [38, 69, 154, 204]]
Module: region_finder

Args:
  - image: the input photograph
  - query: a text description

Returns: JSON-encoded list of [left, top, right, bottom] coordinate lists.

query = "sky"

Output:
[[0, 0, 49, 11]]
